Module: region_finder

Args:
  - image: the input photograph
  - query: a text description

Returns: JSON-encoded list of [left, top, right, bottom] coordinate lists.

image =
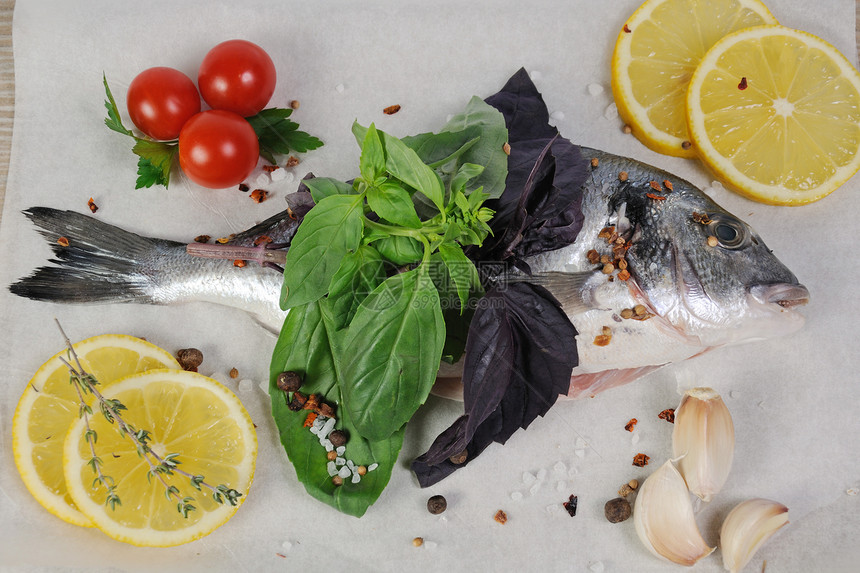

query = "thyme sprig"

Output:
[[56, 320, 243, 517]]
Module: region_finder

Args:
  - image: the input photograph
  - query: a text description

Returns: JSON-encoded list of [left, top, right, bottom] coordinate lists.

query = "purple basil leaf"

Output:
[[471, 68, 590, 264], [412, 282, 578, 487]]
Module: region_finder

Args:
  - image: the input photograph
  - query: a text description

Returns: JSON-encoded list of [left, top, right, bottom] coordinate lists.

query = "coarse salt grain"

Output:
[[550, 110, 565, 121], [575, 449, 585, 458], [351, 472, 361, 484], [368, 463, 378, 472], [338, 466, 351, 479], [847, 488, 859, 496], [575, 437, 587, 449], [283, 171, 295, 184], [346, 460, 356, 470], [553, 461, 567, 474], [336, 446, 346, 456], [321, 438, 333, 450], [424, 540, 438, 550], [545, 504, 562, 516], [335, 83, 345, 93], [327, 461, 337, 476], [631, 433, 640, 445], [238, 379, 254, 393], [604, 103, 618, 120], [255, 173, 270, 187], [335, 457, 346, 466], [588, 561, 605, 573], [568, 467, 578, 478], [529, 482, 542, 496], [320, 417, 336, 438], [536, 468, 547, 482], [730, 390, 739, 399], [587, 83, 604, 97], [522, 471, 536, 485], [530, 70, 543, 81], [556, 481, 566, 492], [270, 168, 287, 182], [511, 491, 523, 501], [281, 541, 293, 551]]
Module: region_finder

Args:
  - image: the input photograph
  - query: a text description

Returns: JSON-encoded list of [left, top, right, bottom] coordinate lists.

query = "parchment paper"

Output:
[[0, 1, 858, 571]]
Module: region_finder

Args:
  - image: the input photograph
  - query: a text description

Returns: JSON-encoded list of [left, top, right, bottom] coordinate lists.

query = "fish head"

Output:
[[615, 181, 809, 348]]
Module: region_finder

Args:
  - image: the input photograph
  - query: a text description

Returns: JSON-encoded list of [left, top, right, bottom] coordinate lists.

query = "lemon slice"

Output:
[[687, 25, 860, 205], [63, 369, 257, 547], [12, 334, 181, 527], [612, 0, 777, 157]]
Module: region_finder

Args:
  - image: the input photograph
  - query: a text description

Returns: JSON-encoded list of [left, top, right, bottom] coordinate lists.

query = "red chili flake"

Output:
[[663, 180, 673, 191], [692, 212, 712, 225], [303, 394, 321, 411], [649, 181, 663, 192], [286, 156, 300, 168], [646, 193, 666, 201], [262, 164, 280, 173], [632, 453, 650, 467], [383, 104, 401, 115], [193, 235, 211, 243], [238, 183, 250, 192], [586, 249, 601, 264], [216, 234, 235, 244], [233, 259, 247, 268], [659, 408, 676, 423], [563, 495, 578, 517], [250, 189, 269, 203], [624, 418, 638, 432], [738, 76, 748, 90], [286, 206, 297, 220], [623, 24, 632, 33], [593, 334, 612, 347], [87, 197, 98, 213], [598, 226, 615, 240], [57, 236, 70, 247], [617, 269, 631, 281], [303, 412, 318, 428], [276, 553, 287, 559], [494, 510, 508, 524], [253, 235, 273, 246]]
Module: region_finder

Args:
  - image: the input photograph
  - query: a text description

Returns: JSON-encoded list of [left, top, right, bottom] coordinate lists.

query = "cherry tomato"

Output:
[[197, 40, 277, 117], [178, 110, 260, 189], [126, 67, 201, 140]]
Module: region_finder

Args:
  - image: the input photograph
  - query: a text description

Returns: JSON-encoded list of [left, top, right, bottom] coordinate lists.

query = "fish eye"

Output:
[[707, 217, 747, 249]]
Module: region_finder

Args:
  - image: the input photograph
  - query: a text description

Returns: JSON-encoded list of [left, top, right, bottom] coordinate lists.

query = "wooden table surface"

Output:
[[0, 2, 857, 219]]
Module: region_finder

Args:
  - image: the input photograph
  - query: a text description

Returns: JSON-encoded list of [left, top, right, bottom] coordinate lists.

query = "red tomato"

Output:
[[126, 67, 201, 140], [198, 39, 277, 117], [178, 110, 260, 189]]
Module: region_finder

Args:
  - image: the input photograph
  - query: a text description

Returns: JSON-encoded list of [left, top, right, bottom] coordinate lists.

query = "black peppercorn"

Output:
[[604, 497, 632, 523], [328, 430, 347, 447], [449, 449, 468, 465], [276, 371, 302, 393], [427, 495, 447, 514], [176, 348, 203, 371]]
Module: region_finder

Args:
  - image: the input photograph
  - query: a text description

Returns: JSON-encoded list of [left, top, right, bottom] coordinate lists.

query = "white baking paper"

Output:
[[0, 1, 858, 571]]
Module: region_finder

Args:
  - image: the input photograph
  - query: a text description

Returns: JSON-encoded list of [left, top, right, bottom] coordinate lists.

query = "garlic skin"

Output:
[[672, 387, 735, 502], [720, 498, 789, 573], [633, 459, 715, 566]]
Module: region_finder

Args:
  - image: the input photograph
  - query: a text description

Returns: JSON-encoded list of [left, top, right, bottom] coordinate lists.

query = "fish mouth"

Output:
[[750, 283, 810, 309]]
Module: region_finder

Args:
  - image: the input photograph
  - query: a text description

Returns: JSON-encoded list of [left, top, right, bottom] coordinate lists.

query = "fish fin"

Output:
[[504, 271, 600, 314], [9, 207, 176, 304]]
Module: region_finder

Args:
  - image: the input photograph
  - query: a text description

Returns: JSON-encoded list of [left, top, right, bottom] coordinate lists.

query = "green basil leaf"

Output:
[[269, 301, 404, 517], [341, 266, 445, 441], [304, 177, 356, 203], [359, 123, 386, 182], [367, 182, 421, 229], [382, 135, 446, 214], [281, 194, 364, 310], [374, 235, 423, 265], [403, 97, 508, 198], [327, 245, 387, 330], [437, 243, 481, 313], [450, 163, 485, 195]]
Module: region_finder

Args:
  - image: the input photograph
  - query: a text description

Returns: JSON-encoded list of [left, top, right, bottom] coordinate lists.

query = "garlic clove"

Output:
[[672, 387, 734, 502], [720, 498, 789, 573], [633, 459, 715, 566]]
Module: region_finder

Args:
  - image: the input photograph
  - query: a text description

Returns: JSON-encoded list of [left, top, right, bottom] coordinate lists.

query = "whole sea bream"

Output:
[[9, 71, 808, 401]]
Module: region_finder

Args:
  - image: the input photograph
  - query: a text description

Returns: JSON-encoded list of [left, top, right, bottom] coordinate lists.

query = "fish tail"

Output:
[[9, 207, 178, 304]]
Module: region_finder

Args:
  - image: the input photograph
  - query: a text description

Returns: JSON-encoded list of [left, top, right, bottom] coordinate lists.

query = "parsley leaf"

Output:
[[103, 74, 132, 137], [132, 140, 178, 189], [246, 108, 324, 164]]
